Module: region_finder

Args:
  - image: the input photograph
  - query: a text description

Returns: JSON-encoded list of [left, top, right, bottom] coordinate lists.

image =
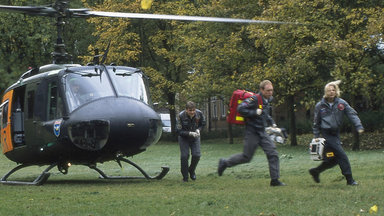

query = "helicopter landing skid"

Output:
[[0, 163, 57, 185], [90, 157, 170, 180]]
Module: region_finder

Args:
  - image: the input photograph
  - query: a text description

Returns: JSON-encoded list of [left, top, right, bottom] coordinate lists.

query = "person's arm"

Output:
[[237, 96, 258, 118], [176, 113, 191, 137], [265, 105, 276, 127], [197, 110, 206, 132], [343, 100, 364, 132], [313, 103, 322, 138]]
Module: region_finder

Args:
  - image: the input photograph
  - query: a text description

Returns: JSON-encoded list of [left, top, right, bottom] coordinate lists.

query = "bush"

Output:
[[358, 110, 384, 132], [276, 119, 313, 135]]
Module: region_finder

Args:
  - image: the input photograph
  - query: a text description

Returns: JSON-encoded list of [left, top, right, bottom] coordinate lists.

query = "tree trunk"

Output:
[[228, 123, 233, 144], [167, 92, 178, 141], [287, 95, 297, 146], [207, 97, 212, 132]]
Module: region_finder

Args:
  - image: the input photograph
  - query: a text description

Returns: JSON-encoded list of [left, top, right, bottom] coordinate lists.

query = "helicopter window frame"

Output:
[[1, 101, 9, 129]]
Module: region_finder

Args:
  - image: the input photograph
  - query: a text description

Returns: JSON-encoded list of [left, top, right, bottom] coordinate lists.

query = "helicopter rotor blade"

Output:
[[0, 5, 57, 17], [87, 11, 297, 25], [0, 4, 299, 25]]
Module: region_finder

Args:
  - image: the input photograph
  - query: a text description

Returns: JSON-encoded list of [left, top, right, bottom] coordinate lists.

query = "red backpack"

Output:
[[226, 89, 263, 125]]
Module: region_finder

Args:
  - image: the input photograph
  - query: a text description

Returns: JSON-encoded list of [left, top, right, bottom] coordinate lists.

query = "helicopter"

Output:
[[0, 0, 296, 185]]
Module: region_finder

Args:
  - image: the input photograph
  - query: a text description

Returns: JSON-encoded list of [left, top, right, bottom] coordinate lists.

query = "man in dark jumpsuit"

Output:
[[177, 101, 206, 182], [218, 80, 286, 186], [309, 80, 364, 185]]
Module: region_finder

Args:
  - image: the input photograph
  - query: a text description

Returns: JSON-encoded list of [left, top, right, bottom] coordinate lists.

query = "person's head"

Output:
[[323, 80, 341, 101], [185, 101, 196, 118], [70, 79, 81, 93], [259, 80, 273, 99]]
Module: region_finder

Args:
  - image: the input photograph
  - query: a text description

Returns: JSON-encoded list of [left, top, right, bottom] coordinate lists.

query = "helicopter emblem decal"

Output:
[[53, 120, 62, 137]]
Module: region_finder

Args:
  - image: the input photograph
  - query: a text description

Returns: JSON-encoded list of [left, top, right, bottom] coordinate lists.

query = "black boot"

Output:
[[309, 168, 320, 183], [345, 174, 358, 186], [270, 179, 286, 186], [218, 159, 227, 176], [188, 156, 200, 180], [309, 162, 334, 183], [181, 158, 189, 182]]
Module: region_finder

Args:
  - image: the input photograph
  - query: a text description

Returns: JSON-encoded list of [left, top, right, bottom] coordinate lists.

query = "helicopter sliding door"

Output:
[[23, 81, 43, 147], [1, 90, 14, 153]]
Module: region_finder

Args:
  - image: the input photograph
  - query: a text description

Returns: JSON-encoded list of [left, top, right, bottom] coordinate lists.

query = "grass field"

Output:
[[0, 137, 383, 216]]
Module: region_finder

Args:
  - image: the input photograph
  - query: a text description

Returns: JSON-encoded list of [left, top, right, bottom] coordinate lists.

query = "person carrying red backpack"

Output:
[[218, 80, 286, 186]]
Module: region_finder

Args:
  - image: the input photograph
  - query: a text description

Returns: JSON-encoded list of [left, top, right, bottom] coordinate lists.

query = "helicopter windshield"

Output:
[[111, 69, 149, 104], [65, 72, 114, 112]]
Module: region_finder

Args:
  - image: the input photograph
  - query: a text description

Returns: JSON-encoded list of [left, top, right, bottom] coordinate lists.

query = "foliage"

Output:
[[0, 9, 53, 93], [0, 0, 383, 138], [0, 0, 95, 94], [356, 110, 384, 132], [180, 0, 264, 105]]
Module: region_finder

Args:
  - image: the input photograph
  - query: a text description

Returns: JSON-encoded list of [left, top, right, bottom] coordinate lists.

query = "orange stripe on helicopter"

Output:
[[1, 90, 14, 153]]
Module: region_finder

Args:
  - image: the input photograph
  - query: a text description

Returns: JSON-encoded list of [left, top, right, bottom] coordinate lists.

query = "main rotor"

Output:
[[0, 0, 299, 64]]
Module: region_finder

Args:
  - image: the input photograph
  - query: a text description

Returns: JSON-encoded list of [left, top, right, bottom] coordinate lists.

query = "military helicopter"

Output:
[[0, 0, 296, 185]]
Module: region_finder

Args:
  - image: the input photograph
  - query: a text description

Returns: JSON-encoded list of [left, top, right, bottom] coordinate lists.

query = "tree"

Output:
[[247, 0, 384, 147], [84, 0, 199, 136], [178, 0, 264, 142]]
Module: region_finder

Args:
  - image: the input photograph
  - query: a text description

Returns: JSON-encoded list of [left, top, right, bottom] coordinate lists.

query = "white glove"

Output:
[[272, 124, 277, 128], [196, 129, 200, 136], [256, 109, 262, 115], [358, 129, 364, 134], [189, 132, 198, 138]]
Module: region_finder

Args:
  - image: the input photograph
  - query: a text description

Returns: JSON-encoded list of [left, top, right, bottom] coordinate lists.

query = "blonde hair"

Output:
[[323, 80, 341, 98]]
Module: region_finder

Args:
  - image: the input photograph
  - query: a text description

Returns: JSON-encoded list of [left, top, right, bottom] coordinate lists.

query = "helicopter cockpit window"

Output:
[[111, 70, 149, 104], [65, 72, 114, 112]]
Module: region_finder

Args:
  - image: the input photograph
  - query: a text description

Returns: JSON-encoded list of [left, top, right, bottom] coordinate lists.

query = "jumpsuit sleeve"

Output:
[[176, 113, 190, 137], [197, 111, 206, 131], [343, 101, 364, 131], [237, 97, 258, 118], [313, 102, 322, 138], [265, 106, 276, 127]]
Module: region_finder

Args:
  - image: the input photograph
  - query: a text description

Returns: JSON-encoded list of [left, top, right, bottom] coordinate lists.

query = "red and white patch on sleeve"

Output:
[[337, 103, 345, 111]]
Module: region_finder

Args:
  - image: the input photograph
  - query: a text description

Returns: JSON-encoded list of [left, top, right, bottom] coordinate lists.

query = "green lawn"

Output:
[[0, 138, 383, 216]]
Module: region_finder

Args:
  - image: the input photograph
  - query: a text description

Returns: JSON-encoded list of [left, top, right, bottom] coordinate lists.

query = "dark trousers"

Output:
[[313, 131, 352, 176], [225, 129, 280, 180], [178, 136, 201, 179]]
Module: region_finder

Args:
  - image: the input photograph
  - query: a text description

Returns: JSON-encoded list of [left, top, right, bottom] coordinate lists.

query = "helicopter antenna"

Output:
[[100, 42, 111, 65], [91, 42, 110, 65], [93, 48, 100, 65]]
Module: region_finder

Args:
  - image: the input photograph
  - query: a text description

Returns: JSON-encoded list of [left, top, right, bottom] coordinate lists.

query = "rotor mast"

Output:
[[51, 1, 71, 64]]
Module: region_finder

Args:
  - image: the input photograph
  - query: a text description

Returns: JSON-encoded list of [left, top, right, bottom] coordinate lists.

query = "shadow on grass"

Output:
[[43, 178, 155, 186], [1, 174, 161, 186]]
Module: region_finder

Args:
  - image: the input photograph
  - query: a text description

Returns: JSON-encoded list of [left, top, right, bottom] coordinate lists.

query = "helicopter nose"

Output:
[[67, 97, 162, 152]]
